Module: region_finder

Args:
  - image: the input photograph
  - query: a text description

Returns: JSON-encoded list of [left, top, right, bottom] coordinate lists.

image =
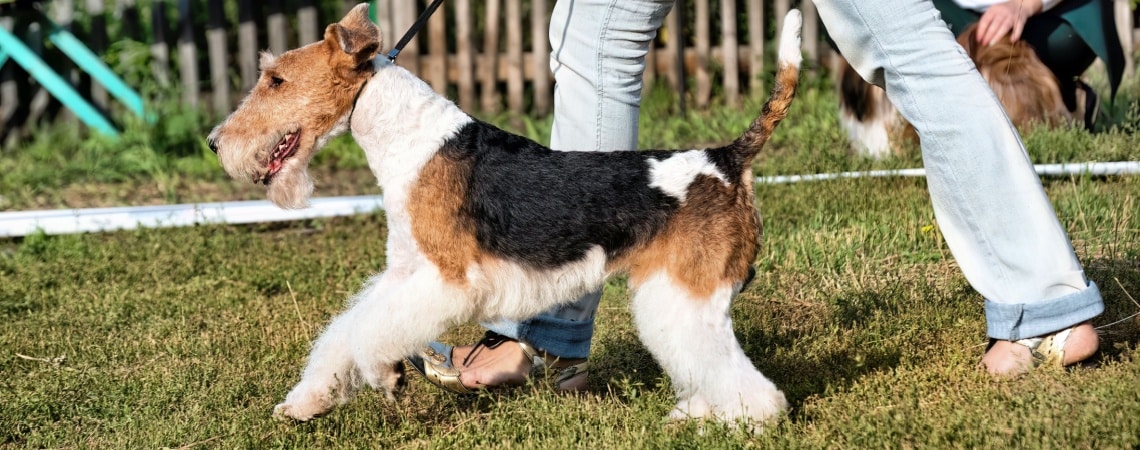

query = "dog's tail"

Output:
[[731, 10, 802, 166]]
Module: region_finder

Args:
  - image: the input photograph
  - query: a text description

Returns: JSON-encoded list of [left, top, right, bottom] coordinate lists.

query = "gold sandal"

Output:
[[407, 340, 476, 394], [1013, 327, 1073, 368], [518, 340, 590, 391], [406, 331, 589, 395]]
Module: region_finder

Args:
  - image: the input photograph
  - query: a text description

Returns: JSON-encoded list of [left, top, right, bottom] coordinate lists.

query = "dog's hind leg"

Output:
[[630, 272, 787, 430], [275, 266, 476, 421]]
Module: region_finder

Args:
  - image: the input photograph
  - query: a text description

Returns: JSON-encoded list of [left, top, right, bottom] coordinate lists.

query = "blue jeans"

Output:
[[493, 0, 1104, 354]]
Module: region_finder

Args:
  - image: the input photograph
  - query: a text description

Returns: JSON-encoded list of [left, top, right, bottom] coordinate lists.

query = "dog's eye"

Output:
[[269, 76, 285, 88]]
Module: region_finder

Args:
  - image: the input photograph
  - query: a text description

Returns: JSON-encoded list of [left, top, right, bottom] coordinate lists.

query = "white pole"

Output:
[[0, 195, 384, 238], [1, 161, 1137, 238], [755, 161, 1140, 184]]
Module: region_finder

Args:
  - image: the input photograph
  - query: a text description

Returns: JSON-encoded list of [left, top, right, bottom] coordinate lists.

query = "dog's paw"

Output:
[[717, 385, 788, 432], [272, 388, 335, 422], [670, 386, 788, 432], [668, 396, 711, 421], [273, 402, 314, 422]]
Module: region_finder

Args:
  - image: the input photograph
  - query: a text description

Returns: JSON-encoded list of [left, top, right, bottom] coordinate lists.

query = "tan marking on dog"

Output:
[[837, 59, 918, 155], [623, 175, 760, 299], [407, 148, 481, 286], [735, 61, 801, 163], [616, 55, 799, 297]]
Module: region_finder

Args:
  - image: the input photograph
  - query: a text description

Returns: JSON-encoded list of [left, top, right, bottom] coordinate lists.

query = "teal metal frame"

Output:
[[0, 5, 145, 136]]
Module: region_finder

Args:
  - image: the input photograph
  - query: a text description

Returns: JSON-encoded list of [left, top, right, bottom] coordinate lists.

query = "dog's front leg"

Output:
[[274, 269, 409, 422], [274, 266, 476, 421]]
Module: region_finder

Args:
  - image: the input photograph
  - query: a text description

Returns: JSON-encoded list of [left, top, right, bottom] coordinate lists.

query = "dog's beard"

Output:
[[267, 164, 314, 209]]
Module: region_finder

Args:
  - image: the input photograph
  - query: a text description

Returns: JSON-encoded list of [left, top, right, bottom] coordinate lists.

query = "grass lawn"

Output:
[[2, 73, 1139, 448]]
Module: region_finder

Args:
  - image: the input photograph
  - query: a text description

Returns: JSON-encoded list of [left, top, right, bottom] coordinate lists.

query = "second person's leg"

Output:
[[450, 0, 675, 390]]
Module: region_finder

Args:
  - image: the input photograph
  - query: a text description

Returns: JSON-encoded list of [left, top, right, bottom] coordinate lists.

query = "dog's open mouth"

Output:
[[263, 130, 301, 184]]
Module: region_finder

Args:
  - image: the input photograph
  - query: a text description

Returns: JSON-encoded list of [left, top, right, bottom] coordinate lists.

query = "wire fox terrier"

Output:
[[208, 3, 803, 428]]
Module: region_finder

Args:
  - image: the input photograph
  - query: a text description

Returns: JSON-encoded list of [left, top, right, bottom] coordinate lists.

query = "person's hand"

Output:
[[975, 0, 1043, 45]]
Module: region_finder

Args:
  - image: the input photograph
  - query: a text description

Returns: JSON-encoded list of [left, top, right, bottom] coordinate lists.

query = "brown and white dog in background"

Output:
[[838, 23, 1071, 158]]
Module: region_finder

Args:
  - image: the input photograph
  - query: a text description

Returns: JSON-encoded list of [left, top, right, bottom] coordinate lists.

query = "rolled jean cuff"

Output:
[[485, 316, 595, 360], [985, 281, 1104, 340]]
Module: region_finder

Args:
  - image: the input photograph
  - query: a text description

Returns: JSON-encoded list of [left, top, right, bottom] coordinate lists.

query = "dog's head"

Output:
[[956, 23, 1070, 129], [207, 3, 381, 209]]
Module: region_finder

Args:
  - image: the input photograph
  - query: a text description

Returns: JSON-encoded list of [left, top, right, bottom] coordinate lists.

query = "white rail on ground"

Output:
[[1, 161, 1137, 238], [755, 161, 1140, 184], [0, 195, 385, 238]]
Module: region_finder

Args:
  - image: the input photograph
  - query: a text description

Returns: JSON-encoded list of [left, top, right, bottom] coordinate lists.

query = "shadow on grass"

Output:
[[561, 255, 1138, 417], [346, 256, 1138, 428], [1085, 257, 1140, 358]]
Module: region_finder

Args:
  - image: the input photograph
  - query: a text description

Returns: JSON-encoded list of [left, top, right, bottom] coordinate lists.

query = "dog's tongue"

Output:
[[267, 158, 284, 177]]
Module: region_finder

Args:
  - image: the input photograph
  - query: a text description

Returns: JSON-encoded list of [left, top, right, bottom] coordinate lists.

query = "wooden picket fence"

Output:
[[1, 0, 830, 138]]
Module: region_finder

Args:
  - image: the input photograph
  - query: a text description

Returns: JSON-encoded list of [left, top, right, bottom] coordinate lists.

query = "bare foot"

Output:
[[981, 321, 1099, 377], [451, 340, 531, 389], [449, 338, 589, 391]]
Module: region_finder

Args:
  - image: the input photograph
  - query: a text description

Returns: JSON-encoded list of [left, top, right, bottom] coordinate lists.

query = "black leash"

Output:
[[386, 0, 446, 62]]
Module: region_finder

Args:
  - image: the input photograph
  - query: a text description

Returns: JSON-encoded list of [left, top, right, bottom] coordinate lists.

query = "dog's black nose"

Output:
[[207, 137, 219, 154]]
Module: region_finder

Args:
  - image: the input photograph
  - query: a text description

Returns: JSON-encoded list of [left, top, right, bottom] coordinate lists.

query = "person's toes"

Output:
[[981, 340, 1033, 377], [453, 342, 530, 388]]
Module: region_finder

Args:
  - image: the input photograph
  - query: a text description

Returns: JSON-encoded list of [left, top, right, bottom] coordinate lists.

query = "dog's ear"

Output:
[[325, 3, 382, 69]]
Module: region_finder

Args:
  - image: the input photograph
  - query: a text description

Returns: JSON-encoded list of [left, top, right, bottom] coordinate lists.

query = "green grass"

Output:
[[2, 71, 1140, 448], [2, 175, 1138, 448]]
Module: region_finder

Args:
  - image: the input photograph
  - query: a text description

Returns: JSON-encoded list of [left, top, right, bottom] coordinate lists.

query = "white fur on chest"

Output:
[[348, 61, 472, 272], [350, 61, 472, 200]]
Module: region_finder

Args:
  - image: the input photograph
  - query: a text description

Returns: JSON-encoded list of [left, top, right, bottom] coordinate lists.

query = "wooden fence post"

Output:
[[694, 0, 710, 108], [480, 0, 501, 112], [150, 0, 170, 87], [426, 0, 448, 93], [117, 0, 141, 41], [267, 0, 288, 55], [373, 0, 395, 56], [531, 0, 550, 115], [177, 0, 198, 108], [665, 2, 685, 114], [455, 0, 475, 111], [506, 0, 523, 113], [776, 0, 789, 38], [2, 0, 902, 135], [237, 0, 258, 91], [802, 0, 819, 67], [86, 0, 108, 109], [747, 0, 763, 93], [1, 16, 17, 146], [722, 0, 739, 107], [207, 0, 229, 114], [391, 1, 419, 75], [41, 0, 72, 123], [298, 0, 319, 46]]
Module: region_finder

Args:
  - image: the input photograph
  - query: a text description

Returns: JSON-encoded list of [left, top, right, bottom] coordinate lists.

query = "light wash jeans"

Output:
[[485, 0, 675, 358], [814, 0, 1102, 340], [492, 0, 1104, 354]]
